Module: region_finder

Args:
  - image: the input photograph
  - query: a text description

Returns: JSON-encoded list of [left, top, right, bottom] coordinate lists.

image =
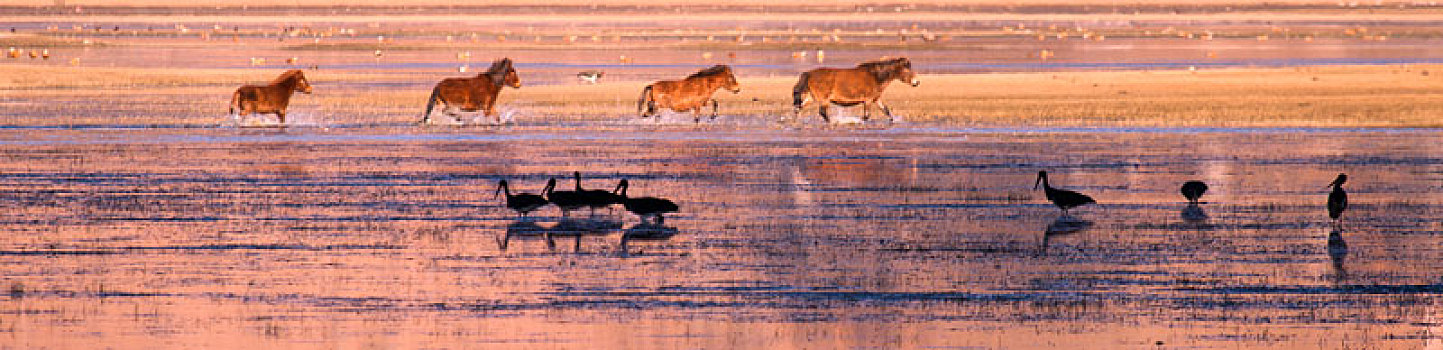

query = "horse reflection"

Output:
[[1040, 215, 1093, 254], [1328, 227, 1348, 282], [619, 222, 680, 255]]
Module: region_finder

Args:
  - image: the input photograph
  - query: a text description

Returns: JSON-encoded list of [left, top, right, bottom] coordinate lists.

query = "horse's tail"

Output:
[[420, 85, 440, 124], [637, 85, 654, 117], [791, 72, 811, 113], [229, 89, 241, 115]]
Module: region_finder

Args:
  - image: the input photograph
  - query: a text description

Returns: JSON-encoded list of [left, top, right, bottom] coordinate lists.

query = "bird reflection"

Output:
[[1181, 203, 1209, 223], [619, 222, 680, 256], [1040, 215, 1093, 253], [497, 217, 623, 252], [1328, 227, 1348, 283]]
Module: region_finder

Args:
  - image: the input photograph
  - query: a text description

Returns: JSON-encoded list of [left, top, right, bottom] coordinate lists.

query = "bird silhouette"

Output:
[[1181, 181, 1208, 204], [494, 179, 549, 217], [1035, 171, 1095, 215], [1328, 173, 1348, 225], [573, 172, 623, 214], [544, 178, 584, 216], [615, 179, 680, 224], [576, 71, 603, 84]]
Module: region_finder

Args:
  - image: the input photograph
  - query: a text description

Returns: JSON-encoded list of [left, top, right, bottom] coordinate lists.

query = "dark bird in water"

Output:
[[494, 179, 549, 217], [573, 172, 624, 213], [544, 178, 585, 216], [1035, 171, 1095, 215], [1181, 181, 1208, 204], [615, 179, 680, 224], [1328, 173, 1348, 224]]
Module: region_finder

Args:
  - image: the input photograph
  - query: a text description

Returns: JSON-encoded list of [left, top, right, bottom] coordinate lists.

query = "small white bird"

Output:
[[458, 65, 468, 73], [577, 71, 604, 84]]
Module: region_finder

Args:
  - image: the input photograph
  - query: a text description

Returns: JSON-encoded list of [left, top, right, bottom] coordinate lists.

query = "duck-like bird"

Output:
[[1035, 171, 1095, 215], [494, 180, 549, 217], [1328, 173, 1348, 224], [615, 179, 679, 224], [544, 178, 585, 216], [573, 172, 624, 214], [1181, 181, 1208, 204], [577, 70, 604, 84]]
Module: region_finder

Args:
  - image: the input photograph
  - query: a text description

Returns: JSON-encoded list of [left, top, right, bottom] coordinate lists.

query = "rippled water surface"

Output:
[[2, 127, 1443, 348]]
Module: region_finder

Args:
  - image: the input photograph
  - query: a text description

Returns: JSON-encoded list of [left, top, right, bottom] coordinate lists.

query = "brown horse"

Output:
[[229, 69, 313, 125], [422, 58, 522, 124], [637, 65, 741, 123], [792, 57, 919, 123]]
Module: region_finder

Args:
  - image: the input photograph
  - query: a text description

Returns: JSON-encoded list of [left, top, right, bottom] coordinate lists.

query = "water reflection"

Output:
[[497, 217, 624, 252], [1040, 215, 1094, 253], [1328, 227, 1349, 283], [619, 222, 681, 255], [1181, 203, 1210, 223]]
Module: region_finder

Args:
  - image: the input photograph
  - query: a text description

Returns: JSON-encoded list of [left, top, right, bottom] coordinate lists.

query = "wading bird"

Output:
[[614, 179, 679, 224], [1328, 173, 1348, 225], [544, 178, 584, 217], [1035, 171, 1095, 215], [494, 179, 549, 218], [573, 172, 623, 214], [1181, 181, 1208, 204]]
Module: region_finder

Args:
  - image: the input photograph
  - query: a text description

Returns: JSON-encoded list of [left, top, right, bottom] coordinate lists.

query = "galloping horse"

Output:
[[422, 58, 521, 124], [792, 57, 919, 123], [637, 65, 741, 123], [230, 69, 312, 125]]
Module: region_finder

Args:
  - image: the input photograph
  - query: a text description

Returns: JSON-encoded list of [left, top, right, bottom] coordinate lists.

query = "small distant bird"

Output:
[[40, 49, 49, 60], [373, 50, 383, 58], [458, 65, 468, 73], [494, 180, 549, 217], [576, 70, 603, 84], [1328, 173, 1348, 224], [27, 50, 37, 59], [1181, 181, 1208, 204], [249, 57, 265, 66], [285, 56, 298, 65], [1035, 171, 1096, 215], [615, 179, 680, 224]]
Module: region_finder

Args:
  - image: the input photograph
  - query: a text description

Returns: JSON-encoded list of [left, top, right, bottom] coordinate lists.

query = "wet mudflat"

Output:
[[1, 126, 1441, 348]]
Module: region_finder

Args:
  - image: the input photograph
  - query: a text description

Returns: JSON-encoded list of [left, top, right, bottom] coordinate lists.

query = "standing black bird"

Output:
[[1328, 173, 1348, 224], [615, 179, 680, 224], [573, 171, 624, 214], [544, 178, 585, 216], [494, 179, 549, 217], [1035, 171, 1096, 215], [1180, 181, 1208, 204]]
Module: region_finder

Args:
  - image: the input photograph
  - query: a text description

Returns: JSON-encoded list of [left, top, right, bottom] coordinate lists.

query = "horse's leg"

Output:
[[818, 104, 830, 123], [877, 100, 895, 123], [861, 101, 872, 121], [692, 106, 702, 123], [276, 111, 286, 126], [710, 99, 719, 121]]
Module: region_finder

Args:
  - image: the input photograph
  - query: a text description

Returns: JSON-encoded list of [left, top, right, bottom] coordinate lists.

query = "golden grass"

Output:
[[3, 63, 1442, 128]]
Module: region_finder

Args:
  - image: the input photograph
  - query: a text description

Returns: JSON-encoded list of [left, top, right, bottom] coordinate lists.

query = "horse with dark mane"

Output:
[[230, 69, 312, 125], [792, 57, 919, 123], [637, 65, 741, 123], [422, 58, 522, 124]]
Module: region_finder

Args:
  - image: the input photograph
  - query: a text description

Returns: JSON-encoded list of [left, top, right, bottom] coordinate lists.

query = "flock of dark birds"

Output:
[[494, 171, 679, 224], [1034, 170, 1349, 225]]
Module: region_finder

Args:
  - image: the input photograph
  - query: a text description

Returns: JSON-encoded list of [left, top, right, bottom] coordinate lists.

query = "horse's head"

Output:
[[720, 65, 741, 93], [292, 70, 314, 94], [488, 58, 522, 88], [866, 58, 919, 87]]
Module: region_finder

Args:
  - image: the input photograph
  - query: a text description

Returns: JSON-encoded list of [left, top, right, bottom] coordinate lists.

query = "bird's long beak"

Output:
[[493, 183, 502, 200], [1033, 175, 1042, 190]]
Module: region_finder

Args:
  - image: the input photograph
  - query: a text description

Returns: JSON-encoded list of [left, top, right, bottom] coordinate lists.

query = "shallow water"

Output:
[[1, 127, 1441, 348]]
